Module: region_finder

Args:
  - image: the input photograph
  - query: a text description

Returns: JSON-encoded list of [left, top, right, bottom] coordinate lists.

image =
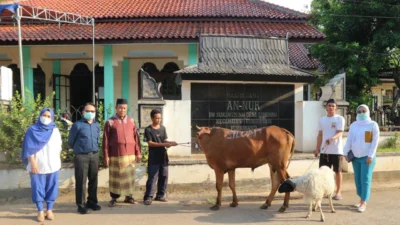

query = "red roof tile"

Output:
[[19, 0, 307, 19], [288, 43, 320, 69], [0, 22, 324, 42]]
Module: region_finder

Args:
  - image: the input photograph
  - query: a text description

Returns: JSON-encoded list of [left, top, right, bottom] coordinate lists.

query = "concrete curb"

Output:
[[0, 154, 399, 190]]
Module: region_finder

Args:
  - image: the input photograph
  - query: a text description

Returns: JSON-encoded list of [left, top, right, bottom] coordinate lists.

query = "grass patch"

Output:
[[377, 148, 400, 153], [378, 132, 400, 153]]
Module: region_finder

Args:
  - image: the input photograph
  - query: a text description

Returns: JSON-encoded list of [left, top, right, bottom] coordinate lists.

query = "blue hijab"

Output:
[[21, 108, 56, 166]]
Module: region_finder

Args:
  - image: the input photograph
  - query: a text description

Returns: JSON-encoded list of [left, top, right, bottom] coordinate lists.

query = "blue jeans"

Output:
[[352, 156, 376, 201], [30, 171, 59, 211]]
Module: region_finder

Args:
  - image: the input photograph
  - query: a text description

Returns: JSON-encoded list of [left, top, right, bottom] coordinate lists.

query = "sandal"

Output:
[[46, 210, 55, 220], [154, 196, 168, 202], [333, 195, 342, 200], [124, 197, 138, 204], [144, 199, 152, 205], [108, 199, 117, 207]]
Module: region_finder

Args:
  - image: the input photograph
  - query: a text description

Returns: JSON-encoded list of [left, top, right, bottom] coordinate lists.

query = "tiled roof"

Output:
[[288, 43, 319, 70], [378, 71, 394, 79], [176, 35, 317, 78], [0, 22, 325, 42], [19, 0, 308, 20]]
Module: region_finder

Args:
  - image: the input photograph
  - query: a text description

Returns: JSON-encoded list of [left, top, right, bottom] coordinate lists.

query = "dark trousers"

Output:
[[143, 164, 168, 200], [74, 152, 99, 208]]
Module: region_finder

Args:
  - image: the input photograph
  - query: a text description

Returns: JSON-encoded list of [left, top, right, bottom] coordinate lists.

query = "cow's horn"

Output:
[[196, 125, 201, 130]]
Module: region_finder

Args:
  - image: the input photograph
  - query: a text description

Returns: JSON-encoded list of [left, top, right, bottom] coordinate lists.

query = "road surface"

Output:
[[0, 186, 399, 225]]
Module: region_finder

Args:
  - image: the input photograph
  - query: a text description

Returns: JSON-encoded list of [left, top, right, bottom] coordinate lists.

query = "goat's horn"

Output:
[[196, 125, 201, 130]]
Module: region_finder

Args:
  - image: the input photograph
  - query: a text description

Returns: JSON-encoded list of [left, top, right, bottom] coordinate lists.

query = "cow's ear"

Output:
[[209, 127, 218, 135]]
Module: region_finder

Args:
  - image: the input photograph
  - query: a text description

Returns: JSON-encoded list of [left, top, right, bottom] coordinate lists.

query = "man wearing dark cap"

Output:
[[103, 99, 142, 207], [314, 99, 345, 200]]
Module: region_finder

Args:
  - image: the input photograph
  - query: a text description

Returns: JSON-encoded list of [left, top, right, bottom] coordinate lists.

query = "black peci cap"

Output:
[[116, 98, 128, 105]]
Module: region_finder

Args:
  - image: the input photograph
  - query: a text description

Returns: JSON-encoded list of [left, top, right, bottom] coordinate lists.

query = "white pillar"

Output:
[[181, 80, 191, 100]]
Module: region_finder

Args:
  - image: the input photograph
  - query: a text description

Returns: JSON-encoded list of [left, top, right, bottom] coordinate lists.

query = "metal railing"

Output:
[[347, 107, 400, 131]]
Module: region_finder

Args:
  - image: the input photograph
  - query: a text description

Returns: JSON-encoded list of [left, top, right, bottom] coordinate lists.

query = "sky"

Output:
[[265, 0, 313, 13]]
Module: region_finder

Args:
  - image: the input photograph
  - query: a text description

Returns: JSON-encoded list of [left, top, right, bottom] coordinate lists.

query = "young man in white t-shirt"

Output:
[[314, 98, 345, 200]]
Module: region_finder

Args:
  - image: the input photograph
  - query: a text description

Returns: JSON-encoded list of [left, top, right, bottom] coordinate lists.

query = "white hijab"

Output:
[[355, 104, 374, 126]]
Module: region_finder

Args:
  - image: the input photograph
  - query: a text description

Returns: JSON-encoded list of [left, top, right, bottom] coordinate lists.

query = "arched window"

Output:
[[33, 65, 46, 101], [8, 64, 46, 101], [70, 63, 92, 120], [138, 63, 159, 98], [94, 64, 104, 117], [138, 62, 181, 100], [142, 62, 159, 73], [8, 64, 21, 96], [161, 62, 180, 73], [160, 62, 181, 100]]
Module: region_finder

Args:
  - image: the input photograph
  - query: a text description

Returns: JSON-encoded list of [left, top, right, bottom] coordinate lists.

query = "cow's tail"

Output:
[[285, 130, 295, 170]]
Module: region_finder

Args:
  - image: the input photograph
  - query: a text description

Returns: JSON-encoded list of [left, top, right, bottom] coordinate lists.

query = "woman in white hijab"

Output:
[[343, 104, 379, 213]]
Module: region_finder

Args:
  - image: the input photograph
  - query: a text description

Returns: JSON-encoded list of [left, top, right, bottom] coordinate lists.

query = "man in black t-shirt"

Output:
[[143, 109, 177, 205]]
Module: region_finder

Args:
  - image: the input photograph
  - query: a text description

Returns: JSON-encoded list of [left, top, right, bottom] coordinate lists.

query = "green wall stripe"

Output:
[[122, 59, 130, 107], [104, 45, 114, 119], [53, 60, 61, 111], [22, 46, 33, 100], [188, 43, 198, 66]]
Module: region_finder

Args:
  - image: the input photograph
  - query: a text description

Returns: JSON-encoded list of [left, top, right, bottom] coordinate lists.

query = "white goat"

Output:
[[278, 166, 336, 222]]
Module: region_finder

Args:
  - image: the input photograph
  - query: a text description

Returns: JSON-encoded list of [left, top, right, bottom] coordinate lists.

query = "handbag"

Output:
[[347, 150, 355, 162]]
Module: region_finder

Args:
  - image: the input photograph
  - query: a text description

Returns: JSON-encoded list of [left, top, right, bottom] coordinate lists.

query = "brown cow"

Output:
[[196, 125, 295, 211]]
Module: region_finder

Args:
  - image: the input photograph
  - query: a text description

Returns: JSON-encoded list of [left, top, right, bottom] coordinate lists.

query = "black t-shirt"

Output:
[[144, 125, 169, 165]]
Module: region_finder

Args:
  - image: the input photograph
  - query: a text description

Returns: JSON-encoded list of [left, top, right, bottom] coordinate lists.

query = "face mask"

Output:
[[84, 112, 96, 120], [40, 117, 52, 125], [357, 113, 368, 120]]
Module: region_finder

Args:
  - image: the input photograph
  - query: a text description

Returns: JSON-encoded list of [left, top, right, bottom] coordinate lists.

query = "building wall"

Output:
[[182, 80, 306, 154], [113, 62, 122, 104], [39, 60, 53, 101], [129, 57, 184, 120], [112, 43, 190, 67], [295, 101, 327, 152], [0, 44, 190, 118], [162, 100, 192, 156], [1, 44, 318, 155], [0, 60, 12, 68], [372, 82, 397, 108]]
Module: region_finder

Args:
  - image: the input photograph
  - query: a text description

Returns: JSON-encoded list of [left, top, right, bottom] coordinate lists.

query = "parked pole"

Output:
[[16, 6, 25, 101], [92, 19, 96, 104]]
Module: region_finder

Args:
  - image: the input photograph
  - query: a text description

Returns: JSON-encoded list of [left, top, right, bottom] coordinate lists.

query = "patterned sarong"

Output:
[[109, 155, 136, 196]]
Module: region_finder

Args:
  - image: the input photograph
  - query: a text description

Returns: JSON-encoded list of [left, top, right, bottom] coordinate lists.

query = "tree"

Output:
[[310, 0, 400, 111], [387, 48, 400, 121]]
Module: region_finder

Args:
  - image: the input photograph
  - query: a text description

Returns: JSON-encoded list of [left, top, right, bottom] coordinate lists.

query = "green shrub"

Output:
[[97, 102, 111, 167], [140, 134, 149, 163], [0, 92, 148, 166], [0, 91, 67, 164], [384, 132, 400, 148]]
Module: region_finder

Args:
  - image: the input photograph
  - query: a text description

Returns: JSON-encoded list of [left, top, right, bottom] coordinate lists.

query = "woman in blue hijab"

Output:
[[21, 108, 62, 222]]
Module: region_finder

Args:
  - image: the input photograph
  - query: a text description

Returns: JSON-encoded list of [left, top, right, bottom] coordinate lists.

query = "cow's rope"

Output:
[[303, 143, 329, 175], [176, 142, 192, 147]]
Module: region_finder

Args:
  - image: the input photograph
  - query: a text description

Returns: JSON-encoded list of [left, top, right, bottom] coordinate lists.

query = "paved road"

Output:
[[0, 187, 399, 225]]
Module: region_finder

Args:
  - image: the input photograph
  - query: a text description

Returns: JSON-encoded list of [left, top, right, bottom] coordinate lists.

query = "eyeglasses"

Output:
[[85, 110, 96, 113]]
